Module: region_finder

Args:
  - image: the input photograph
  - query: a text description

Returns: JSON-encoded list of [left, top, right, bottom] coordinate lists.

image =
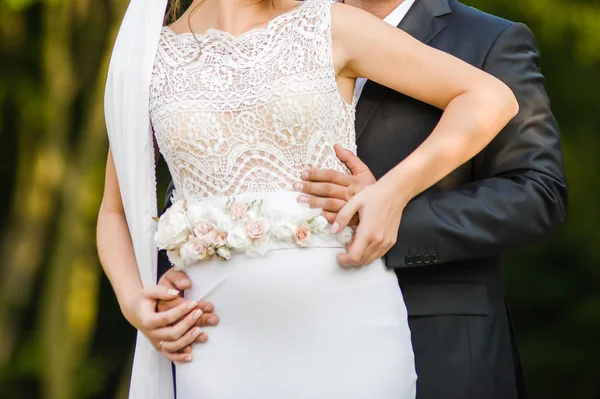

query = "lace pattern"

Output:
[[149, 0, 356, 200]]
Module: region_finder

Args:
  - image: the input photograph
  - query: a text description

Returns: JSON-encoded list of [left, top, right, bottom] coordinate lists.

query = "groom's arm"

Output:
[[385, 23, 567, 267]]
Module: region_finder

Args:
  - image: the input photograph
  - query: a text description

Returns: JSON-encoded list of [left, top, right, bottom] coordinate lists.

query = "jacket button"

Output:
[[423, 254, 431, 264], [405, 256, 414, 266], [432, 253, 439, 263], [414, 254, 422, 264]]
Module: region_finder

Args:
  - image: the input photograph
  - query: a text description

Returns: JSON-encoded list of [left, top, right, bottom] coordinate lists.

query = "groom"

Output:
[[155, 0, 567, 397]]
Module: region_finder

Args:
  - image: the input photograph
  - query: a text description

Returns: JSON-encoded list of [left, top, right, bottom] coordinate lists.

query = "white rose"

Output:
[[336, 226, 354, 245], [227, 227, 251, 251], [245, 208, 260, 221], [214, 213, 235, 231], [155, 203, 191, 250], [309, 216, 329, 233], [273, 220, 297, 241], [166, 249, 185, 271], [216, 246, 232, 260]]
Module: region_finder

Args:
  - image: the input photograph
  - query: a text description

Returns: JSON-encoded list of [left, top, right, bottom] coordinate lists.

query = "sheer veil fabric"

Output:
[[104, 0, 174, 397]]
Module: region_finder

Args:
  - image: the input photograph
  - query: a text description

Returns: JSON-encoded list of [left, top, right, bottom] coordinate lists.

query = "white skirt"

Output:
[[175, 192, 417, 399]]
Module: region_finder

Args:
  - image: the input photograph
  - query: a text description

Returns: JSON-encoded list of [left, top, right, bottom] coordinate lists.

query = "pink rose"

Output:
[[213, 230, 228, 247], [193, 220, 215, 237], [246, 218, 269, 240], [179, 236, 210, 267], [294, 224, 312, 247], [198, 229, 217, 246], [229, 202, 247, 220]]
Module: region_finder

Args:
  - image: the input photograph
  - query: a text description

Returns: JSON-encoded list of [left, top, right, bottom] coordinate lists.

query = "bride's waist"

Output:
[[159, 191, 353, 270], [187, 191, 348, 249]]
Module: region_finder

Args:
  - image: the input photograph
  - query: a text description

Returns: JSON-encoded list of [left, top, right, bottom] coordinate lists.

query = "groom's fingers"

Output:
[[334, 144, 370, 176], [301, 168, 352, 186], [197, 312, 219, 328], [161, 269, 192, 291], [296, 181, 350, 201]]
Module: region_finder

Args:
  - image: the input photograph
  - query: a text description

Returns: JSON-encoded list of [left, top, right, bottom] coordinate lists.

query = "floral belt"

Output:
[[154, 192, 353, 270]]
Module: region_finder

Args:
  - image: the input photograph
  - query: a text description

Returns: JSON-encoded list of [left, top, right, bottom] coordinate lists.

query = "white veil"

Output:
[[104, 0, 174, 397]]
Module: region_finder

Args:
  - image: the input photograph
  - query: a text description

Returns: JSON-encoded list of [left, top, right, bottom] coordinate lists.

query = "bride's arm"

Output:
[[330, 3, 519, 266], [97, 150, 202, 362]]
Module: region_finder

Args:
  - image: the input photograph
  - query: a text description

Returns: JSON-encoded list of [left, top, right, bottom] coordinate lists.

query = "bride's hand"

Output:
[[331, 179, 407, 267], [122, 285, 204, 363]]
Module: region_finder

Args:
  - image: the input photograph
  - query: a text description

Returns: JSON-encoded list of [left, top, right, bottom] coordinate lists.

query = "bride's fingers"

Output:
[[147, 300, 198, 330], [331, 198, 360, 235], [152, 308, 203, 342], [361, 229, 397, 266], [143, 285, 180, 301], [161, 327, 203, 353], [337, 228, 368, 267], [159, 349, 193, 364]]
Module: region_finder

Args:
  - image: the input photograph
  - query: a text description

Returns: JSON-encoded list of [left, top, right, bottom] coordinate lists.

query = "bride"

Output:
[[98, 0, 518, 398]]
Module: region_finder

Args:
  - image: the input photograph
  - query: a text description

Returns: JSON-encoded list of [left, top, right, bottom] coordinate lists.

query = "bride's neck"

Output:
[[186, 0, 293, 35]]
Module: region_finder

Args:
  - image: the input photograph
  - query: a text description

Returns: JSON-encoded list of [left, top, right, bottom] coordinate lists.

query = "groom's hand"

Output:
[[295, 144, 376, 224]]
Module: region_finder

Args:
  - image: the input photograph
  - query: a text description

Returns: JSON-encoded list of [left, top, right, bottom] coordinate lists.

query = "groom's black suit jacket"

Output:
[[158, 0, 567, 398]]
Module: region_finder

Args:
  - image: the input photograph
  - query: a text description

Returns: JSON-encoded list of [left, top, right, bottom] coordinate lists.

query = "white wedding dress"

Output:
[[148, 0, 417, 397]]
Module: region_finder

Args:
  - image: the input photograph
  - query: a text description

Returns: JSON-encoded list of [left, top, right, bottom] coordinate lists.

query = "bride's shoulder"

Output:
[[330, 1, 383, 42], [330, 1, 382, 31]]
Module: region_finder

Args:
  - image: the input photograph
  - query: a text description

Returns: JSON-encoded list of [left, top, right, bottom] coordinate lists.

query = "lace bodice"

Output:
[[149, 0, 356, 201]]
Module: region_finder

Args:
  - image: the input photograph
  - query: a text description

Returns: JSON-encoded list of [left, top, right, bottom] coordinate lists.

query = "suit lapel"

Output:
[[355, 0, 452, 140]]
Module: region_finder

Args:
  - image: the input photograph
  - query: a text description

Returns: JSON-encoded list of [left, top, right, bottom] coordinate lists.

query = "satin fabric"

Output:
[[104, 0, 174, 397]]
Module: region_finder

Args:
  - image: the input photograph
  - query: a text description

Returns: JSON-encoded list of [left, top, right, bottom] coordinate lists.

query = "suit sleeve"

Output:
[[156, 181, 176, 282], [384, 23, 568, 268]]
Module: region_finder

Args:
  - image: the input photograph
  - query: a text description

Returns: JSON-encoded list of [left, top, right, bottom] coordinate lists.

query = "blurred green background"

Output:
[[0, 0, 599, 398]]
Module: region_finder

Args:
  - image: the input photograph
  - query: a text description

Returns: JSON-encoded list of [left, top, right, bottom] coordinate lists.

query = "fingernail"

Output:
[[167, 289, 179, 296], [198, 333, 208, 342], [177, 280, 188, 286], [297, 195, 308, 203], [207, 316, 218, 325], [187, 300, 198, 310], [185, 356, 192, 362], [301, 171, 308, 180], [193, 310, 203, 319], [203, 304, 213, 312], [330, 222, 339, 234], [293, 182, 303, 191], [192, 328, 202, 338]]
